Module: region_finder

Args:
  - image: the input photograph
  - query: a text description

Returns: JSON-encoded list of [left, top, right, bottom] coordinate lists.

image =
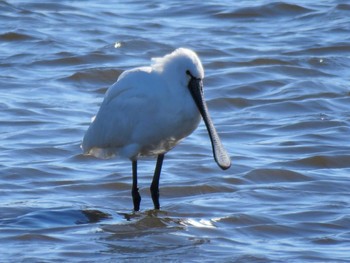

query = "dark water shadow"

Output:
[[0, 207, 112, 230], [80, 209, 112, 224]]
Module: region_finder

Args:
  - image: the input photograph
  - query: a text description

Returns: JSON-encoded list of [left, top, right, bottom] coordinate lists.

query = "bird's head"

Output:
[[152, 48, 204, 87]]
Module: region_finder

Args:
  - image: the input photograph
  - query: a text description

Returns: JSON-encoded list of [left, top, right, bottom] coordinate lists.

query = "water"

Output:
[[1, 0, 350, 262]]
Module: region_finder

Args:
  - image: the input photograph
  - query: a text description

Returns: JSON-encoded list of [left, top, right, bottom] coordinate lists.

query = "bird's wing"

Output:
[[103, 67, 153, 105], [82, 67, 163, 156]]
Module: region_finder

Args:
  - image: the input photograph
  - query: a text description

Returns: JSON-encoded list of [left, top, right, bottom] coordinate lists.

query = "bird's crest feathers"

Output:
[[151, 48, 204, 79]]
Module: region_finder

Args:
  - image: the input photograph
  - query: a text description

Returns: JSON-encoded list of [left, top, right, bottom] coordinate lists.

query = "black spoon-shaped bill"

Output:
[[188, 77, 231, 170]]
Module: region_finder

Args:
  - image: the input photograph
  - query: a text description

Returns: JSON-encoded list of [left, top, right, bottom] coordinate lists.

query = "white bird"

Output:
[[82, 48, 231, 211]]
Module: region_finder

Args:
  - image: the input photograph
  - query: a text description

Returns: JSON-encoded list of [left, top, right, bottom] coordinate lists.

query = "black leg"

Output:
[[150, 154, 164, 210], [132, 160, 141, 211]]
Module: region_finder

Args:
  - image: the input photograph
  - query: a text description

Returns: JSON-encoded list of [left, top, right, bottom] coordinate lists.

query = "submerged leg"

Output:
[[132, 160, 141, 211], [150, 154, 164, 210]]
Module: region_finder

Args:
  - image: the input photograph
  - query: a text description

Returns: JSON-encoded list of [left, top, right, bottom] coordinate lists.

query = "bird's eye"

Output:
[[186, 70, 193, 78]]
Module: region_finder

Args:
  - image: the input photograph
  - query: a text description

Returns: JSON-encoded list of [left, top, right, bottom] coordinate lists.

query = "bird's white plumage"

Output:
[[82, 48, 204, 160]]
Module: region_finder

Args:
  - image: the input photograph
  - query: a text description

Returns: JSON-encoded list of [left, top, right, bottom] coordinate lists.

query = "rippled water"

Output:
[[1, 0, 350, 262]]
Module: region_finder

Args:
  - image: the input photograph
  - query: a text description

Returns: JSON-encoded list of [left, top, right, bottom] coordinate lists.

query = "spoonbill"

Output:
[[82, 48, 231, 211]]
